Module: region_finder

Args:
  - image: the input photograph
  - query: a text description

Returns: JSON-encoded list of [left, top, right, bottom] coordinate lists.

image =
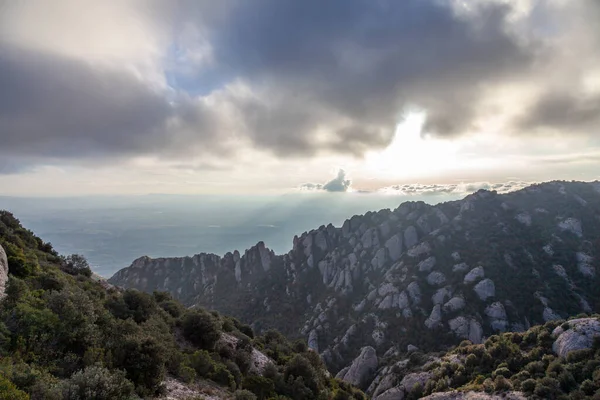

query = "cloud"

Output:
[[0, 0, 599, 172], [379, 181, 531, 195], [301, 169, 352, 192]]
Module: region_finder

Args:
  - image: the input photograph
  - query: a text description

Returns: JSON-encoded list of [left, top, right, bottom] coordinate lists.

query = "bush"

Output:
[[0, 375, 29, 400], [188, 350, 215, 377], [182, 310, 221, 350], [60, 366, 135, 400], [210, 363, 235, 390], [178, 365, 197, 384], [243, 375, 276, 399], [234, 389, 258, 400], [521, 378, 536, 393], [494, 375, 513, 392]]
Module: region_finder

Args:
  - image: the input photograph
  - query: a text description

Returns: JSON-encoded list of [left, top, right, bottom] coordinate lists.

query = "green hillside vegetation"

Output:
[[0, 211, 365, 400], [394, 318, 600, 400]]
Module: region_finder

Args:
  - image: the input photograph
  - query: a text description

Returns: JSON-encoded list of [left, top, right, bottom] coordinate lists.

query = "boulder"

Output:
[[0, 244, 7, 298], [400, 371, 432, 393], [425, 305, 442, 329], [444, 297, 466, 313], [427, 271, 446, 286], [432, 287, 451, 305], [463, 266, 484, 284], [558, 218, 583, 237], [339, 346, 378, 388], [404, 226, 418, 249], [418, 256, 436, 272], [473, 279, 495, 301], [407, 282, 421, 305], [308, 329, 319, 352], [452, 262, 469, 273], [385, 234, 403, 262], [374, 386, 404, 400], [422, 391, 527, 399], [552, 318, 600, 357]]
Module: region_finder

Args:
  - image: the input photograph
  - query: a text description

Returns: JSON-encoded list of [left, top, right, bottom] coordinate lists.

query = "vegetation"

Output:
[[0, 211, 365, 399], [415, 318, 600, 399]]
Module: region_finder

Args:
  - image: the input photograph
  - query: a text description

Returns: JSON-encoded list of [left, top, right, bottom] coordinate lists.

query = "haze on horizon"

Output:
[[0, 0, 599, 197]]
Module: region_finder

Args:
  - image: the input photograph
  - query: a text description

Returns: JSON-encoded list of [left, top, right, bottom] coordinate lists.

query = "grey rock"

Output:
[[404, 226, 418, 249], [558, 218, 583, 237], [0, 244, 7, 298], [432, 287, 451, 305], [372, 247, 387, 269], [407, 242, 431, 257], [543, 307, 562, 322], [374, 386, 404, 400], [552, 318, 600, 357], [425, 305, 442, 329], [473, 279, 495, 301], [308, 329, 319, 352], [400, 371, 433, 392], [385, 234, 403, 262], [315, 231, 328, 252], [443, 297, 466, 313], [485, 302, 507, 320], [418, 256, 436, 272], [362, 228, 379, 249], [452, 262, 469, 273], [463, 266, 485, 284], [340, 346, 378, 388], [407, 282, 421, 305], [407, 344, 419, 353], [422, 391, 527, 399], [426, 271, 446, 286]]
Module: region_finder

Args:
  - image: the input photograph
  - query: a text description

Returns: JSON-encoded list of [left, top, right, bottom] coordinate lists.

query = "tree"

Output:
[[182, 310, 221, 350], [63, 254, 93, 277]]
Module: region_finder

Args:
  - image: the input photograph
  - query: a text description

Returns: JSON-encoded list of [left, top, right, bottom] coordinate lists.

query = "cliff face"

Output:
[[109, 181, 600, 375], [0, 244, 8, 297]]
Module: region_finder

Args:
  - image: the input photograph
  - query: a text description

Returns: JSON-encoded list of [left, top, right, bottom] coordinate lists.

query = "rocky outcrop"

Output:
[[552, 318, 600, 357], [110, 180, 600, 392], [0, 244, 7, 298], [473, 279, 495, 301], [422, 392, 526, 400], [338, 346, 378, 389], [463, 266, 484, 284]]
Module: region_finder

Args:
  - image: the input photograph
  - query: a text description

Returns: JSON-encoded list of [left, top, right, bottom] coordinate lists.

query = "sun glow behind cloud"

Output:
[[365, 112, 462, 179]]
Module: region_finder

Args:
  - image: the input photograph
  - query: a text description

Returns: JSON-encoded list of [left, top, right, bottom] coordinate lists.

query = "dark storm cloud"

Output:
[[516, 91, 600, 132], [207, 0, 533, 146], [0, 46, 227, 162], [3, 0, 599, 171]]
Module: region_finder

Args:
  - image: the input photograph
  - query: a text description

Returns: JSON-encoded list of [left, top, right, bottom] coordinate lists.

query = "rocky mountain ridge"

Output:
[[109, 180, 600, 390]]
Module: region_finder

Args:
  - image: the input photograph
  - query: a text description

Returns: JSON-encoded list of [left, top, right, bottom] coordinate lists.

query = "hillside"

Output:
[[0, 211, 365, 400], [109, 180, 600, 390]]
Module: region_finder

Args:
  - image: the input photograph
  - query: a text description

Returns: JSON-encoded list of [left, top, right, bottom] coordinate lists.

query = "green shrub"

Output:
[[0, 374, 29, 400], [182, 310, 221, 350], [234, 389, 258, 400], [494, 375, 513, 392], [521, 378, 536, 393], [60, 366, 135, 400], [178, 365, 197, 384], [243, 375, 276, 399], [188, 350, 215, 377], [210, 363, 235, 390]]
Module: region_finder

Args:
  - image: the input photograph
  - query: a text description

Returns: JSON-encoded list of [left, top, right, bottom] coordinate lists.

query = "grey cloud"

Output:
[[0, 45, 228, 163], [205, 0, 533, 147], [516, 91, 600, 132], [2, 0, 599, 171], [301, 169, 352, 192]]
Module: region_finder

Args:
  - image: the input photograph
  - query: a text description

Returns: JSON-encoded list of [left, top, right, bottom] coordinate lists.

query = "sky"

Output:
[[1, 0, 600, 196]]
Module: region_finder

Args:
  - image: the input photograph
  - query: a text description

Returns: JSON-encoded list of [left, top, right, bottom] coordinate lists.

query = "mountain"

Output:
[[109, 180, 600, 391], [0, 211, 365, 400]]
